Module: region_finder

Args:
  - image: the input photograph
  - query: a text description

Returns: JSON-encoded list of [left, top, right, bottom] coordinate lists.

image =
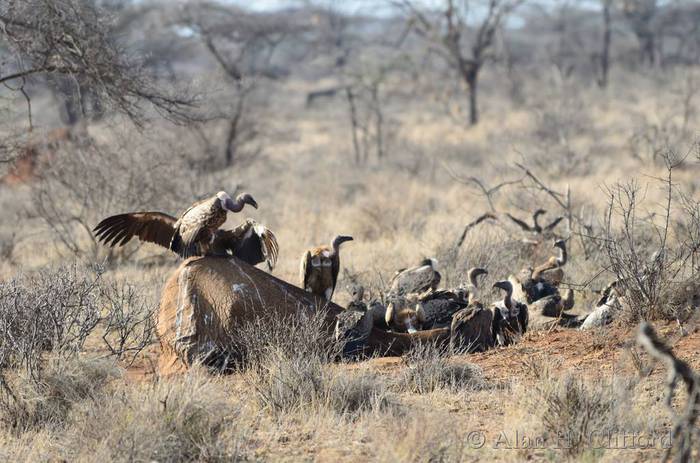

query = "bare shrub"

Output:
[[0, 356, 118, 433], [603, 150, 700, 322], [0, 264, 102, 379], [99, 280, 156, 365], [397, 342, 484, 394]]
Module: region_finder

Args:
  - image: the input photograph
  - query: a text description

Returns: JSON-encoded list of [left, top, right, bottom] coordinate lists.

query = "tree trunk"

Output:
[[598, 0, 612, 88], [467, 72, 479, 126]]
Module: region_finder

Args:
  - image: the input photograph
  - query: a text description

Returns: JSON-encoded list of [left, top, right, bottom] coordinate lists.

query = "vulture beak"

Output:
[[492, 281, 510, 291], [241, 193, 258, 210], [333, 235, 354, 249]]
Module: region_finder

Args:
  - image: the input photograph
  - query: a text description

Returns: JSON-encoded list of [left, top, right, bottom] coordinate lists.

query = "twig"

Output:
[[637, 323, 698, 463]]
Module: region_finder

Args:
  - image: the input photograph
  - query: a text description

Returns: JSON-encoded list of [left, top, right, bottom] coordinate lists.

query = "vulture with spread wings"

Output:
[[93, 193, 278, 270]]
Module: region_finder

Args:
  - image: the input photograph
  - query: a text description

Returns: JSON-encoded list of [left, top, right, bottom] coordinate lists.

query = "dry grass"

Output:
[[2, 18, 700, 460]]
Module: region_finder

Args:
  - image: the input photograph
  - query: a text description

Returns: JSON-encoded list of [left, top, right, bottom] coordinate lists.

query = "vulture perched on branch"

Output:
[[300, 235, 354, 301], [93, 192, 278, 269]]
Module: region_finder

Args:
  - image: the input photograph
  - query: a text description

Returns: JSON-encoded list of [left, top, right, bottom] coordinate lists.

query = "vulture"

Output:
[[93, 192, 278, 269], [300, 235, 354, 301], [528, 288, 575, 317], [532, 238, 568, 283], [455, 267, 489, 303], [416, 267, 489, 329], [511, 239, 568, 303], [506, 209, 564, 235], [385, 293, 426, 333], [491, 280, 529, 346], [450, 271, 493, 353], [388, 258, 441, 297]]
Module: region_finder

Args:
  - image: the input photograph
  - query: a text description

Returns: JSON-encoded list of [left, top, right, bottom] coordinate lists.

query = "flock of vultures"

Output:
[[94, 191, 619, 364]]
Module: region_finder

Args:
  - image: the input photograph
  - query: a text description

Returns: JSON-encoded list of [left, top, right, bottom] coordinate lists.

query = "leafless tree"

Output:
[[620, 0, 658, 66], [0, 0, 200, 136], [397, 0, 525, 126], [598, 0, 613, 87], [178, 2, 303, 166]]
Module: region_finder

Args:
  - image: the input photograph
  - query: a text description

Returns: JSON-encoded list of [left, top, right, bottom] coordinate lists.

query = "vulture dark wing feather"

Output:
[[93, 212, 177, 249]]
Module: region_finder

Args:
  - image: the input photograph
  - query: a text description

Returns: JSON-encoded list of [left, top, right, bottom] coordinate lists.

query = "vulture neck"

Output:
[[533, 211, 545, 232], [555, 245, 567, 267], [502, 288, 513, 309], [227, 197, 245, 213]]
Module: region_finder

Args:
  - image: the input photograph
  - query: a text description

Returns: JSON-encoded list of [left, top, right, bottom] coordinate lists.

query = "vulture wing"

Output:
[[517, 302, 529, 334], [505, 213, 534, 232], [93, 212, 177, 248], [543, 216, 564, 232], [299, 250, 313, 290], [215, 220, 280, 270]]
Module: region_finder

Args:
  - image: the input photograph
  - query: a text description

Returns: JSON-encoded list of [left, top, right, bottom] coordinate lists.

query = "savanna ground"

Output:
[[1, 1, 700, 461]]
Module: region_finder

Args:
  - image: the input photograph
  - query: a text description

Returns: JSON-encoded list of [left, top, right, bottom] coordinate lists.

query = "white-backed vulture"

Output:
[[580, 280, 623, 330], [491, 280, 529, 346], [299, 235, 353, 301], [506, 209, 564, 235], [93, 191, 266, 257], [449, 273, 494, 354], [385, 294, 426, 333], [156, 256, 451, 373], [455, 267, 489, 304], [388, 258, 441, 296], [94, 206, 278, 270], [531, 239, 568, 283], [529, 288, 574, 317], [450, 305, 494, 353]]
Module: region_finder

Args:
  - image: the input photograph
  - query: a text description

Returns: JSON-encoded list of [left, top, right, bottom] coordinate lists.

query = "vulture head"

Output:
[[467, 267, 488, 287], [493, 280, 515, 310], [332, 235, 354, 250], [217, 191, 258, 212], [385, 298, 425, 334]]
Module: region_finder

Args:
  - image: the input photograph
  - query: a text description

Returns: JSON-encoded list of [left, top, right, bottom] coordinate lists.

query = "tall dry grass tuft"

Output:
[[60, 370, 252, 461], [397, 342, 484, 394], [0, 356, 119, 434], [235, 309, 396, 418], [512, 358, 649, 458]]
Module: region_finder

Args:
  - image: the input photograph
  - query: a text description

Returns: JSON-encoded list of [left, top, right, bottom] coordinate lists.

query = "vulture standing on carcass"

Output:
[[450, 269, 494, 353], [300, 235, 354, 301], [93, 192, 279, 269], [384, 293, 426, 333], [388, 258, 441, 296], [416, 267, 489, 329], [491, 280, 529, 346]]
